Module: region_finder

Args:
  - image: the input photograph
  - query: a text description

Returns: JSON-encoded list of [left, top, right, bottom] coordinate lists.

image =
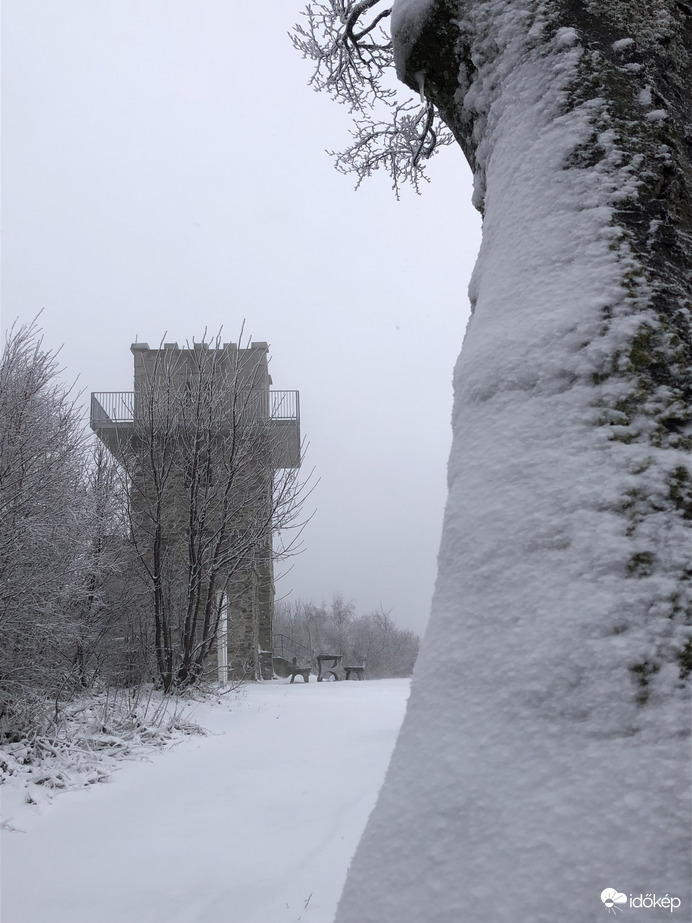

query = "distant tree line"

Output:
[[274, 595, 420, 678]]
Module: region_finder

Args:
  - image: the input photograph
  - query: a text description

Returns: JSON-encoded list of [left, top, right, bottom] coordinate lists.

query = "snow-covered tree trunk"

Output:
[[336, 1, 692, 921]]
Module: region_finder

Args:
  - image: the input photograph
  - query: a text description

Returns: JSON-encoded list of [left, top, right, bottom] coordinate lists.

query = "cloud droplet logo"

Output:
[[601, 888, 627, 913]]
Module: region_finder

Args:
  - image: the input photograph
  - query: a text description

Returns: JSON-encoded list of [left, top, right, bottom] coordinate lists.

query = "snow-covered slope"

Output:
[[335, 2, 692, 921]]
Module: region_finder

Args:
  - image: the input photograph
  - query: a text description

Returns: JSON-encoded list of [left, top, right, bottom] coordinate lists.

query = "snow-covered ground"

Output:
[[0, 679, 409, 923]]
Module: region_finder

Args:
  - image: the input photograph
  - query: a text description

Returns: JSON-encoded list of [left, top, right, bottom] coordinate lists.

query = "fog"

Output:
[[1, 0, 482, 634]]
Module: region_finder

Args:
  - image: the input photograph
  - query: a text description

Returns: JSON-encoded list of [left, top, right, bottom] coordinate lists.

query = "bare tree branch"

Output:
[[330, 100, 454, 196], [291, 0, 452, 192]]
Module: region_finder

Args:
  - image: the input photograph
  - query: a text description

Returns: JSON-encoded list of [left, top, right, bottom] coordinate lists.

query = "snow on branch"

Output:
[[291, 0, 453, 193], [291, 0, 395, 111], [331, 99, 453, 195]]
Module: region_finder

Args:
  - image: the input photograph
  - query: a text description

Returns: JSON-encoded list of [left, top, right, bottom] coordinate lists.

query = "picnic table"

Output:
[[316, 654, 342, 681]]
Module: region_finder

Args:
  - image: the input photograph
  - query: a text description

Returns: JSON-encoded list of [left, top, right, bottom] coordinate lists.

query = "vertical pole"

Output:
[[217, 591, 228, 684]]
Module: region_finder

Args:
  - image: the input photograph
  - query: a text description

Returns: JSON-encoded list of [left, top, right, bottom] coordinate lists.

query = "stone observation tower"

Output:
[[90, 340, 300, 682]]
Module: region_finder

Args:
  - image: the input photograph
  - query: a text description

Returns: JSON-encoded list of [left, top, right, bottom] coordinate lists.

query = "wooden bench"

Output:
[[289, 663, 311, 683], [273, 655, 311, 683]]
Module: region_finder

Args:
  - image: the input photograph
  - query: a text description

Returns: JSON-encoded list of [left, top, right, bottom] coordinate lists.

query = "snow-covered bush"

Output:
[[0, 321, 88, 736], [0, 322, 153, 740], [0, 684, 205, 804], [69, 444, 154, 691]]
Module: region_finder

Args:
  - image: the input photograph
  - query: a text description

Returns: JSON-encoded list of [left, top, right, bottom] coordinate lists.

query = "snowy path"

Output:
[[1, 679, 409, 923]]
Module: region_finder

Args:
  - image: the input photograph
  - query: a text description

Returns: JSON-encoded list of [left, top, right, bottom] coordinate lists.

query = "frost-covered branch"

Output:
[[291, 0, 452, 191], [291, 0, 394, 110], [331, 100, 453, 196]]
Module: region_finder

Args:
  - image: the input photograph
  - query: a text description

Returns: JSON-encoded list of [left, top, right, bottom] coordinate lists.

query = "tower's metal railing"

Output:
[[90, 390, 299, 426]]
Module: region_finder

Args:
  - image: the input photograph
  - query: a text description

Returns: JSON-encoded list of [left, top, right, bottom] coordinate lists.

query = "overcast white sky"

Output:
[[1, 1, 482, 635]]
